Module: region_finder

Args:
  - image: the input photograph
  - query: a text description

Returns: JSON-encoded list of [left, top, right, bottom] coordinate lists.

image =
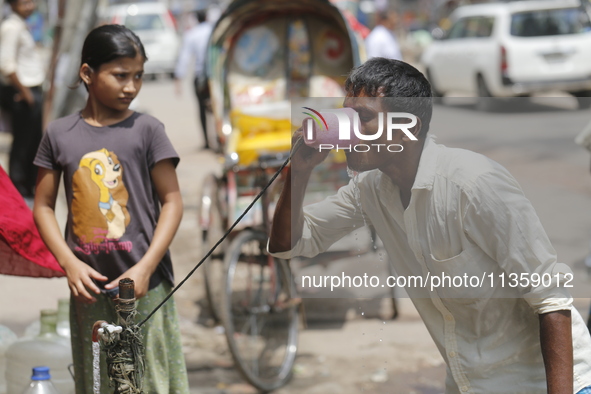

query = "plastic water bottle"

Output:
[[0, 325, 18, 394], [5, 310, 74, 394], [55, 299, 70, 339], [22, 320, 40, 340], [22, 367, 61, 394], [24, 300, 70, 341]]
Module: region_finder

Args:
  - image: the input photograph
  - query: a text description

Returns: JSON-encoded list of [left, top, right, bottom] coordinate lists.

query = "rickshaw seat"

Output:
[[229, 109, 293, 167]]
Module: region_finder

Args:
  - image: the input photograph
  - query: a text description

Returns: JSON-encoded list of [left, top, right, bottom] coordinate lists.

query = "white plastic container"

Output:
[[0, 325, 18, 394], [21, 367, 61, 394], [23, 299, 70, 345], [5, 310, 74, 394], [55, 299, 70, 339], [22, 321, 39, 340]]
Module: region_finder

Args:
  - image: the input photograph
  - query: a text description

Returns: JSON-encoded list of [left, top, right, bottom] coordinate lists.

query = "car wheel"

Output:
[[572, 91, 591, 110], [426, 69, 444, 105], [476, 74, 496, 112]]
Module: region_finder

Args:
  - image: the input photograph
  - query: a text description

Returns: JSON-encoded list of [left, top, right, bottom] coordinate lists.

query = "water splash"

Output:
[[347, 167, 361, 217], [93, 341, 101, 394]]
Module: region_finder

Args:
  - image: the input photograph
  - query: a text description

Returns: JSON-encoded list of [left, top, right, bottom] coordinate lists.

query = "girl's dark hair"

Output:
[[345, 58, 433, 137], [80, 24, 147, 84]]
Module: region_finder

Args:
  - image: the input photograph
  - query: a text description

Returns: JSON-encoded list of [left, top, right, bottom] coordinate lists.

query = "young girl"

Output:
[[33, 25, 190, 393]]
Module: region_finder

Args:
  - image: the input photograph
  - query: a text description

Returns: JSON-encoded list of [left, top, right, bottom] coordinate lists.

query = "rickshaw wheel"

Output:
[[221, 230, 299, 391], [199, 173, 227, 323]]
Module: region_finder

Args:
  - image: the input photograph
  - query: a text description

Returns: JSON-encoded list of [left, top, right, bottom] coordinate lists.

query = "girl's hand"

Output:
[[105, 264, 152, 299], [62, 258, 108, 304], [35, 168, 107, 303], [102, 159, 183, 300]]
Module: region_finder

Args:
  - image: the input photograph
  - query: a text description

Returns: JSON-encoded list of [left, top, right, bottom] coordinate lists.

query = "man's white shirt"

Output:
[[174, 22, 213, 80], [0, 13, 45, 86], [365, 24, 402, 60], [271, 136, 591, 393]]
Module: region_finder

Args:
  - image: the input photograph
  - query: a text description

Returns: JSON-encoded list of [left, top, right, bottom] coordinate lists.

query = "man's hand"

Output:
[[290, 128, 331, 174], [7, 73, 34, 106], [14, 86, 34, 106], [268, 128, 330, 254], [61, 257, 108, 304], [174, 78, 182, 97]]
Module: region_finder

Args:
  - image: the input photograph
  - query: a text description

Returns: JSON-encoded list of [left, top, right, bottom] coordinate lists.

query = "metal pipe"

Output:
[[118, 278, 135, 323]]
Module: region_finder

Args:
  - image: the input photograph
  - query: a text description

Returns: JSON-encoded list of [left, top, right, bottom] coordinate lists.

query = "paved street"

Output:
[[2, 79, 591, 393]]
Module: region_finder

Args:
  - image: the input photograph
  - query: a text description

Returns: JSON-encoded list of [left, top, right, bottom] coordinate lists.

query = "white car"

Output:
[[103, 2, 180, 79], [421, 0, 591, 109]]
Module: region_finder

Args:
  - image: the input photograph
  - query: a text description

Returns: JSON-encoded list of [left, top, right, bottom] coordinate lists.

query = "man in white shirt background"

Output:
[[365, 10, 403, 61], [269, 58, 591, 393], [174, 9, 213, 150], [0, 0, 45, 200]]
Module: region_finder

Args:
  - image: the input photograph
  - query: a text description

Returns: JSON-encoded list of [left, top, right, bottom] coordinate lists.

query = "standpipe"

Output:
[[92, 279, 145, 394]]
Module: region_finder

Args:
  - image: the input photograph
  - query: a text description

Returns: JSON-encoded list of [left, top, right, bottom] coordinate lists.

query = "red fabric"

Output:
[[0, 166, 65, 277]]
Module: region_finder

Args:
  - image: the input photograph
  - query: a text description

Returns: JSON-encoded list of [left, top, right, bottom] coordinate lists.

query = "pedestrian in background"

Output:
[[0, 0, 45, 201], [174, 9, 213, 150], [33, 25, 189, 393], [365, 10, 403, 61]]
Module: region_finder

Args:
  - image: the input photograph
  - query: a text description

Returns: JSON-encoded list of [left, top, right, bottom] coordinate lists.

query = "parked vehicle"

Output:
[[102, 2, 180, 79], [421, 0, 591, 109]]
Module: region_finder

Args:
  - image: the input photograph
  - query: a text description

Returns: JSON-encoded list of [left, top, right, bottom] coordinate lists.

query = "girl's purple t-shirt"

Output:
[[34, 112, 179, 290]]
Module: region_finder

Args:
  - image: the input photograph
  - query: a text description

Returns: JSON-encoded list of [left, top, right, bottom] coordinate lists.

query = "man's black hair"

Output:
[[7, 0, 19, 5], [345, 58, 433, 137], [196, 10, 207, 23]]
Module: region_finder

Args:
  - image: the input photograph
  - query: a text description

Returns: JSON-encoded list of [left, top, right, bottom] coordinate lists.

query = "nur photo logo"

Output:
[[302, 107, 418, 153]]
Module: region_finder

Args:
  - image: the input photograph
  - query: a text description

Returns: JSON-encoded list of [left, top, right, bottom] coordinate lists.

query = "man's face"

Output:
[[342, 91, 421, 172], [380, 11, 397, 30], [11, 0, 36, 19], [387, 12, 398, 30], [343, 93, 400, 172]]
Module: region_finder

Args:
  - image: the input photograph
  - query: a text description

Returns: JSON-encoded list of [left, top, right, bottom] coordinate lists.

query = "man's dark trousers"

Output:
[[193, 77, 209, 149], [0, 83, 43, 197]]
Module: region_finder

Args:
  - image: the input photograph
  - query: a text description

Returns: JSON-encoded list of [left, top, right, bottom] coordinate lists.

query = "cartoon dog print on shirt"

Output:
[[72, 149, 130, 245]]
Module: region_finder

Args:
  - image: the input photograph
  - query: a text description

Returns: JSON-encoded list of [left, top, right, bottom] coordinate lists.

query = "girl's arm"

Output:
[[34, 168, 108, 303], [104, 159, 183, 298]]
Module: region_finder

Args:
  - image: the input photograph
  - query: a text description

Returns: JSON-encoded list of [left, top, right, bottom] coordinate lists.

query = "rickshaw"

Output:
[[197, 0, 365, 390]]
